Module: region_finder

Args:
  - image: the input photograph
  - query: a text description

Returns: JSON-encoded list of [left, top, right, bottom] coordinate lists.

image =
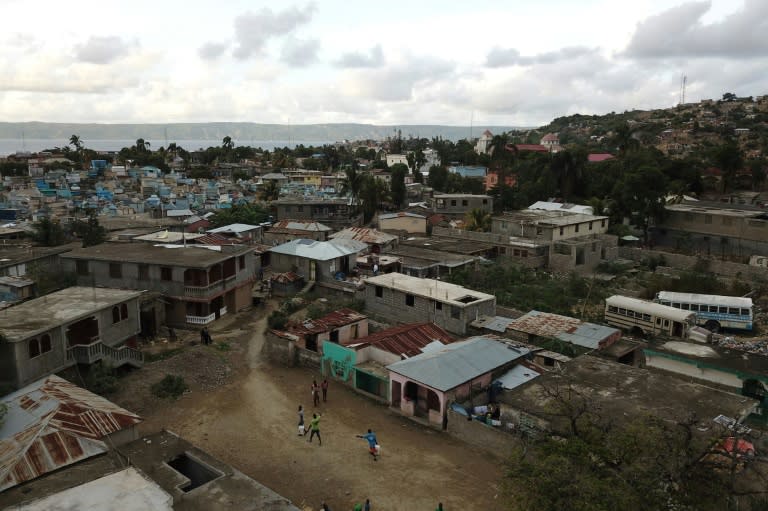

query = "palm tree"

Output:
[[136, 138, 150, 153], [222, 136, 234, 150], [261, 180, 280, 201], [69, 134, 83, 152], [339, 167, 365, 209], [464, 208, 492, 232]]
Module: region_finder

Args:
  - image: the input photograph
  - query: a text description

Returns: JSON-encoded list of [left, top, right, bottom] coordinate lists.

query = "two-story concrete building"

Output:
[[0, 287, 144, 389], [430, 194, 493, 219], [658, 201, 768, 257], [491, 209, 617, 271], [274, 198, 361, 230], [61, 243, 256, 327], [364, 272, 496, 335]]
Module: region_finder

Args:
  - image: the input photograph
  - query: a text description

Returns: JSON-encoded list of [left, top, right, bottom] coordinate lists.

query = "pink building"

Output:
[[386, 336, 530, 427]]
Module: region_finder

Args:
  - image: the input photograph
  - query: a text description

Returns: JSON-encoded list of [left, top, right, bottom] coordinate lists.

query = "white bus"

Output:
[[604, 295, 696, 338], [655, 291, 753, 332]]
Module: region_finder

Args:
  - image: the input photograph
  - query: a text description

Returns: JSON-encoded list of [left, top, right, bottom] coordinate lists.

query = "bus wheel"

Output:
[[704, 320, 720, 333]]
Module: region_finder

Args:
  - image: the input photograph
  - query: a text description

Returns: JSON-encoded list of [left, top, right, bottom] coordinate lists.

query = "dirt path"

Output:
[[130, 306, 504, 510]]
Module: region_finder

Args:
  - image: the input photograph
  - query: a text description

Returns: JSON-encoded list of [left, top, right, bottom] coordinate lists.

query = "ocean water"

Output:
[[0, 139, 330, 157]]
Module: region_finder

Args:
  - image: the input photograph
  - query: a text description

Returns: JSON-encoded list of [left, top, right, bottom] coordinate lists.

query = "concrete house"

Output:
[[61, 243, 255, 327], [0, 375, 143, 492], [0, 430, 302, 510], [270, 308, 369, 354], [378, 212, 427, 235], [507, 310, 622, 353], [274, 198, 361, 229], [321, 322, 455, 401], [491, 209, 617, 271], [387, 336, 530, 426], [431, 194, 493, 218], [658, 201, 768, 257], [364, 272, 496, 335], [268, 238, 367, 283], [499, 355, 758, 441], [0, 287, 144, 390]]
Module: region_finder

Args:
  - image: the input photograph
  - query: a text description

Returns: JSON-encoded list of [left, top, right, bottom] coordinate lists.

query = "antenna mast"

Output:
[[678, 75, 687, 105]]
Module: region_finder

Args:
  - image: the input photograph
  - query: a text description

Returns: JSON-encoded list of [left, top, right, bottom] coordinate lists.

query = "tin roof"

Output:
[[0, 375, 142, 491], [269, 220, 333, 233], [556, 322, 620, 349], [378, 212, 426, 220], [508, 310, 582, 338], [207, 223, 262, 235], [386, 336, 529, 392], [357, 323, 455, 358], [269, 238, 367, 261], [329, 227, 398, 245], [282, 308, 367, 335], [495, 364, 540, 390]]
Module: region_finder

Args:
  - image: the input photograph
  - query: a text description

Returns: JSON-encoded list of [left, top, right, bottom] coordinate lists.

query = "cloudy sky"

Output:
[[1, 0, 766, 127]]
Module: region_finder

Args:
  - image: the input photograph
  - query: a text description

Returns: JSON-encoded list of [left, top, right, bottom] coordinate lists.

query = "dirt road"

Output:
[[115, 306, 504, 510]]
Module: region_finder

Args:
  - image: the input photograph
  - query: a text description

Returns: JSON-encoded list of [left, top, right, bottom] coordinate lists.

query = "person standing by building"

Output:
[[297, 405, 305, 435], [311, 379, 320, 407], [307, 413, 322, 445], [321, 378, 329, 403], [356, 429, 379, 461]]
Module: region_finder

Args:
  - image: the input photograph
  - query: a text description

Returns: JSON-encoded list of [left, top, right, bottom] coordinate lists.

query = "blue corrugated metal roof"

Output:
[[386, 337, 529, 391]]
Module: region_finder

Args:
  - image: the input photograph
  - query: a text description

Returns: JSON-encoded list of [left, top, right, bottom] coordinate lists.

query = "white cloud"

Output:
[[280, 38, 319, 67], [198, 42, 229, 61], [74, 36, 137, 64], [232, 4, 316, 60], [625, 0, 768, 58], [334, 45, 384, 68]]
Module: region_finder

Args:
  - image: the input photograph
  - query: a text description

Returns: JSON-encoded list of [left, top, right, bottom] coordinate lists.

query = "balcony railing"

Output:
[[186, 313, 216, 325], [66, 340, 143, 367]]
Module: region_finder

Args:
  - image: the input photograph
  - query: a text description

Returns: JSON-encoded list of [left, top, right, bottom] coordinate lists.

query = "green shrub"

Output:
[[151, 375, 188, 399], [215, 341, 231, 352], [86, 363, 119, 395], [268, 310, 289, 330]]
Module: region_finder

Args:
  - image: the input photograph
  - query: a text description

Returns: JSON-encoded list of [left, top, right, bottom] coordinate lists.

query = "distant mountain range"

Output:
[[0, 122, 528, 144]]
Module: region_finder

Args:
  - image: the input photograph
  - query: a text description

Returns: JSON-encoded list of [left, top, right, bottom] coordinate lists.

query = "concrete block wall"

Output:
[[619, 247, 768, 282], [445, 408, 518, 459], [264, 331, 321, 369]]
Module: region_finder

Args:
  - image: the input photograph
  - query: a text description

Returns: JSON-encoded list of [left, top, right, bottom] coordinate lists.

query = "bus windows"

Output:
[[672, 303, 680, 308], [656, 318, 662, 325], [664, 320, 670, 327], [690, 304, 699, 312], [729, 308, 740, 315], [741, 308, 751, 316], [618, 308, 627, 315], [681, 303, 690, 310], [709, 306, 718, 313], [643, 314, 651, 321], [719, 306, 728, 314], [608, 306, 617, 313]]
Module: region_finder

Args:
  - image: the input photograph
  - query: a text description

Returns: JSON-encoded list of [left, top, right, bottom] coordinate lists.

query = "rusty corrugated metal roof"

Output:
[[0, 375, 142, 492], [507, 310, 582, 338], [357, 323, 455, 358], [329, 227, 397, 245], [285, 308, 367, 335]]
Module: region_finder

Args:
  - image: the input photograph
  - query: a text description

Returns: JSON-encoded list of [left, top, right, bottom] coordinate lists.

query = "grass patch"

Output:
[[215, 341, 231, 352], [144, 347, 184, 363], [151, 374, 188, 399]]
